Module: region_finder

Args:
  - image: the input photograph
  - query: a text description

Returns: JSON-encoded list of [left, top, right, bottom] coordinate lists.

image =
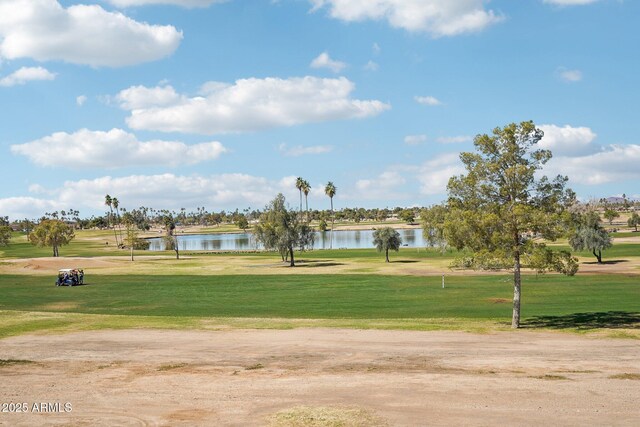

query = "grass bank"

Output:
[[0, 273, 637, 338]]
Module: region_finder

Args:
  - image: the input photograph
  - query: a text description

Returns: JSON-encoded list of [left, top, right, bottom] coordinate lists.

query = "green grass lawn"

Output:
[[1, 273, 637, 324], [1, 228, 638, 337]]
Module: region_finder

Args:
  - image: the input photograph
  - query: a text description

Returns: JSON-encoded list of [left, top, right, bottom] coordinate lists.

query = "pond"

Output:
[[146, 228, 427, 251]]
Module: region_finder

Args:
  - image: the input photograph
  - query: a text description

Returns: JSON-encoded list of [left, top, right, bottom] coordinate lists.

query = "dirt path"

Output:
[[1, 329, 639, 426]]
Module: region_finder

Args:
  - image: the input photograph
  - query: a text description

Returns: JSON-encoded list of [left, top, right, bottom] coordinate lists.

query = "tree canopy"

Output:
[[627, 212, 640, 232], [254, 194, 315, 267], [0, 216, 11, 247], [428, 121, 577, 328], [28, 219, 75, 257], [603, 208, 620, 225], [569, 211, 612, 264], [372, 227, 402, 262]]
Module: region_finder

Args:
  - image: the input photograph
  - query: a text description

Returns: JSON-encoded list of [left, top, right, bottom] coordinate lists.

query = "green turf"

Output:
[[1, 273, 637, 322]]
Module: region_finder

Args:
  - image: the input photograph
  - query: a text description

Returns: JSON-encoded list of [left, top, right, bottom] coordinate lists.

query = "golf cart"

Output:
[[55, 269, 84, 286]]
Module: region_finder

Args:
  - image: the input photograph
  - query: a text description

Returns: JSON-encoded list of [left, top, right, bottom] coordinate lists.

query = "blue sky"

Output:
[[1, 0, 638, 220]]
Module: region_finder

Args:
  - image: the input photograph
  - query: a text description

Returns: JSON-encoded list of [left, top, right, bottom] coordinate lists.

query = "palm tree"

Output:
[[302, 180, 311, 217], [105, 194, 119, 247], [295, 177, 304, 212], [324, 182, 336, 249], [112, 197, 124, 247]]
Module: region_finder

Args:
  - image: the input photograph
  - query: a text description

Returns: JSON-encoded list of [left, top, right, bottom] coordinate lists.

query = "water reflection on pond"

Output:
[[147, 228, 426, 251]]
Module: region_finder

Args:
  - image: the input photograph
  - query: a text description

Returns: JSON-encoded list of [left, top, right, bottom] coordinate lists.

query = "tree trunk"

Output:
[[130, 245, 134, 262], [385, 249, 390, 263], [512, 250, 521, 329], [330, 197, 334, 250], [53, 245, 58, 257], [593, 249, 602, 264], [289, 246, 295, 267], [110, 209, 119, 247]]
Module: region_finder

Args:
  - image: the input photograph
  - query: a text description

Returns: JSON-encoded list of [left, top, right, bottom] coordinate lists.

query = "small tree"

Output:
[[373, 227, 402, 262], [235, 215, 249, 232], [627, 212, 640, 232], [399, 209, 415, 224], [160, 214, 180, 260], [122, 213, 149, 261], [420, 205, 449, 253], [28, 219, 75, 257], [254, 194, 315, 267], [569, 211, 612, 264], [0, 216, 11, 247], [441, 121, 576, 328], [603, 208, 620, 226]]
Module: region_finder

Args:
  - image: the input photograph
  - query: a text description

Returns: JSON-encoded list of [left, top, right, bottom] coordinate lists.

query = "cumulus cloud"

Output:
[[415, 95, 442, 106], [416, 153, 464, 195], [348, 152, 464, 202], [310, 52, 347, 73], [0, 66, 56, 87], [278, 143, 333, 156], [353, 171, 408, 200], [107, 0, 225, 7], [538, 124, 599, 156], [116, 77, 390, 134], [545, 145, 640, 185], [76, 95, 87, 106], [404, 134, 427, 145], [536, 124, 640, 185], [556, 67, 583, 82], [10, 128, 226, 168], [0, 0, 182, 67], [310, 0, 503, 37], [0, 173, 299, 220]]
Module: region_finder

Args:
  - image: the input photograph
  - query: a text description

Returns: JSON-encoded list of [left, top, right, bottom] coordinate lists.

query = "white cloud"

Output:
[[416, 153, 464, 195], [372, 42, 381, 55], [0, 0, 182, 67], [115, 85, 182, 109], [10, 128, 226, 168], [108, 0, 225, 7], [310, 52, 347, 73], [538, 124, 599, 156], [436, 135, 472, 144], [556, 67, 583, 82], [0, 173, 300, 220], [0, 66, 56, 87], [537, 124, 640, 185], [116, 77, 390, 134], [76, 95, 87, 106], [545, 144, 640, 185], [404, 134, 427, 145], [353, 171, 408, 200], [364, 60, 379, 71], [348, 152, 464, 202], [415, 95, 442, 106], [0, 197, 64, 221], [278, 143, 333, 157], [543, 0, 600, 5], [310, 0, 503, 37]]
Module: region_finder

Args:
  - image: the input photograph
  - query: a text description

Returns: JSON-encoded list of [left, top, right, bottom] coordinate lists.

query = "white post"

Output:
[[442, 274, 445, 289]]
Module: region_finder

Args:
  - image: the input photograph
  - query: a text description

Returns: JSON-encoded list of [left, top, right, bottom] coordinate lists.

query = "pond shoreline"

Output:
[[141, 222, 422, 238], [144, 227, 427, 252]]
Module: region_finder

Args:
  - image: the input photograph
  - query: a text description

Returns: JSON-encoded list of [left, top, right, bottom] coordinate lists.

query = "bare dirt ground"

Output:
[[1, 329, 639, 426]]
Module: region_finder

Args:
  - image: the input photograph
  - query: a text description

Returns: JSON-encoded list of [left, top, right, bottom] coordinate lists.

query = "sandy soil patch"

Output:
[[1, 329, 638, 426], [2, 257, 121, 272]]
